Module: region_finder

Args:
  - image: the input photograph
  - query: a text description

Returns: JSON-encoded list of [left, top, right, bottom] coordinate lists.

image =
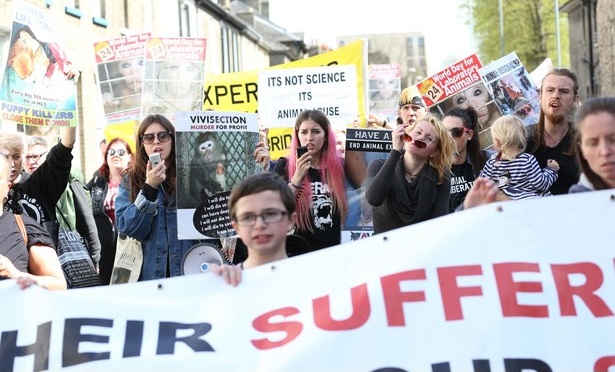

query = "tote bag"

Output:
[[109, 233, 143, 284], [44, 220, 101, 288]]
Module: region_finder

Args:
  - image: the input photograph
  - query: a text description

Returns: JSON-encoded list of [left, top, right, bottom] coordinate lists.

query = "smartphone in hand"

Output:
[[296, 146, 308, 158], [149, 152, 162, 167]]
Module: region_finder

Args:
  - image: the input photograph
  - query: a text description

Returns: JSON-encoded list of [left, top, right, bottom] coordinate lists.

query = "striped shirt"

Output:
[[479, 152, 558, 200]]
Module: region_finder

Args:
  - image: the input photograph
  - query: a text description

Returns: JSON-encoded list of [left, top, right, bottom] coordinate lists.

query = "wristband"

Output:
[[381, 120, 387, 128], [289, 181, 301, 189]]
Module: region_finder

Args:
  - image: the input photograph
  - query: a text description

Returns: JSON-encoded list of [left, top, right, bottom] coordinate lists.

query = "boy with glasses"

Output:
[[212, 172, 297, 286]]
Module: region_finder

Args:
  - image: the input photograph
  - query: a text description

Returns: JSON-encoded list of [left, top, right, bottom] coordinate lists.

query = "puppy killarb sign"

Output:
[[0, 1, 78, 129], [1, 190, 614, 371]]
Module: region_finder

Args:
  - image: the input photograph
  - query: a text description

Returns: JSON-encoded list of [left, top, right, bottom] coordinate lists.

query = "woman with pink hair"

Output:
[[273, 109, 348, 251]]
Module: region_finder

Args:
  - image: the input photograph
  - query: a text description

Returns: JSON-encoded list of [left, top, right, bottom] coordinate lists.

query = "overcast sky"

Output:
[[268, 0, 477, 74]]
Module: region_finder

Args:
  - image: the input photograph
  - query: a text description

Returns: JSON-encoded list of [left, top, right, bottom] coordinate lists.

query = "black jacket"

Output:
[[87, 174, 116, 284]]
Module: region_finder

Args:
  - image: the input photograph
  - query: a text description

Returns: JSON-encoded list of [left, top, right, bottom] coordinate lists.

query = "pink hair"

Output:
[[286, 110, 347, 232]]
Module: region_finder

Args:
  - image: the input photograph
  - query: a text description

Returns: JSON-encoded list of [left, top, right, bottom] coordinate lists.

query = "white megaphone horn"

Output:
[[181, 243, 225, 275]]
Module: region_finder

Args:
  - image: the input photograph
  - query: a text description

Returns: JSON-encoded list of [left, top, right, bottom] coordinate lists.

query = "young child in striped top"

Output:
[[480, 115, 559, 200]]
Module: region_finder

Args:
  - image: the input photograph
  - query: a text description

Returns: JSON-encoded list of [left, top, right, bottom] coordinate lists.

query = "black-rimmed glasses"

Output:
[[107, 148, 127, 157], [141, 131, 172, 145], [234, 210, 288, 226], [25, 151, 48, 162]]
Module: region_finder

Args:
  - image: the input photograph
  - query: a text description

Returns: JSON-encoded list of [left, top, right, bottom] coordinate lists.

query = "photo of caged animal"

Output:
[[189, 132, 228, 203]]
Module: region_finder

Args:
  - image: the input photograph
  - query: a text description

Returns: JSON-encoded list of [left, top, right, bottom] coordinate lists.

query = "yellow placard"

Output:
[[204, 40, 368, 159]]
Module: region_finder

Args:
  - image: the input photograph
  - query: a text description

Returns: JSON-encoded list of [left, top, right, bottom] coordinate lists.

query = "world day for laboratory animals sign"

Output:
[[0, 191, 614, 372], [258, 65, 358, 129], [174, 111, 260, 240]]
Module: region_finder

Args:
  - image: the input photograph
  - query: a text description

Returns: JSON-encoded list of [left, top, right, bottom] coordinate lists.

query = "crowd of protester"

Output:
[[1, 67, 614, 290]]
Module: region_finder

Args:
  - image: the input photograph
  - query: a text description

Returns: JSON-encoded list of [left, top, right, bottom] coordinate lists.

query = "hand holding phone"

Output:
[[296, 146, 308, 158], [149, 152, 162, 167]]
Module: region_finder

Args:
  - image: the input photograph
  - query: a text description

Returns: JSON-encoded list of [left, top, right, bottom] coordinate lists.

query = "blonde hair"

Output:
[[490, 115, 527, 152], [0, 132, 26, 154], [409, 113, 455, 184]]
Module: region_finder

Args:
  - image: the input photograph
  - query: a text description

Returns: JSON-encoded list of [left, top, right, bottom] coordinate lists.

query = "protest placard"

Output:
[[0, 1, 78, 132], [93, 33, 150, 125], [204, 40, 368, 160], [368, 63, 401, 124], [141, 37, 207, 122], [257, 65, 358, 129], [174, 111, 260, 240], [480, 51, 541, 126], [418, 54, 503, 150]]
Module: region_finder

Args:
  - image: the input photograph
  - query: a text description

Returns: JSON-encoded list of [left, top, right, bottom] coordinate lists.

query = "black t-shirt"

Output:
[[527, 126, 580, 195], [449, 162, 476, 212], [273, 158, 341, 251], [0, 211, 56, 278], [6, 142, 73, 223]]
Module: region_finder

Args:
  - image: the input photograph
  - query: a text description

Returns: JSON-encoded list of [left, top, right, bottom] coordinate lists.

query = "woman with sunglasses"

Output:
[[365, 114, 456, 234], [115, 114, 193, 280], [442, 107, 488, 212], [87, 138, 133, 284]]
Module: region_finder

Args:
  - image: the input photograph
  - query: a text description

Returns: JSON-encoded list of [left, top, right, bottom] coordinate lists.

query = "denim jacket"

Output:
[[115, 177, 196, 281]]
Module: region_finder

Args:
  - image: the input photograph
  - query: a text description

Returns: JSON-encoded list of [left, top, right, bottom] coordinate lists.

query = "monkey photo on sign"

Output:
[[189, 132, 228, 203]]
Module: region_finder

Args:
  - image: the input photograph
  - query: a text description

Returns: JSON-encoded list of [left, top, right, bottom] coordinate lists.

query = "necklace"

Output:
[[405, 169, 421, 182]]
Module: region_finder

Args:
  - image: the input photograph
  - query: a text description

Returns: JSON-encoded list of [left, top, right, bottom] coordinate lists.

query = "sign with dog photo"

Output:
[[0, 1, 79, 129]]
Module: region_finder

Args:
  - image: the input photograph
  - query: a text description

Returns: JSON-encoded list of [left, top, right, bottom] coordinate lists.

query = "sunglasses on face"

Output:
[[450, 127, 471, 138], [107, 148, 127, 156], [141, 131, 172, 145], [404, 130, 436, 149]]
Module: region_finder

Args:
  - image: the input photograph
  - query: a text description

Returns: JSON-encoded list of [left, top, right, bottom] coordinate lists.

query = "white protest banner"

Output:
[[258, 65, 358, 129], [174, 111, 260, 240], [1, 191, 614, 371]]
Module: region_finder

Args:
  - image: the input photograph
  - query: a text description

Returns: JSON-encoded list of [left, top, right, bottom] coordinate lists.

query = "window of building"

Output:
[[64, 0, 83, 18], [92, 0, 109, 27], [406, 37, 414, 57], [417, 36, 425, 58], [179, 0, 198, 37], [221, 22, 241, 73]]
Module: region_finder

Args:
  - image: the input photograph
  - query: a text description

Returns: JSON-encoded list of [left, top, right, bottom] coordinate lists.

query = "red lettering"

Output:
[[438, 265, 483, 321], [313, 283, 370, 331], [251, 307, 302, 350], [381, 270, 426, 326], [594, 356, 615, 371], [551, 262, 614, 317], [493, 262, 548, 317]]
